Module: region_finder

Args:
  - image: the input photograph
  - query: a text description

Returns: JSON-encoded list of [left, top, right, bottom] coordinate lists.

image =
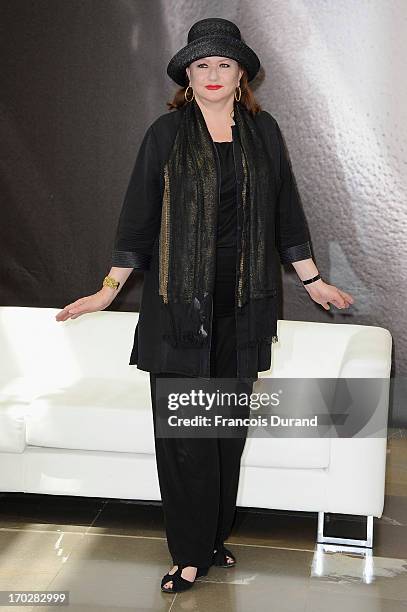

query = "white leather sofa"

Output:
[[0, 306, 392, 550]]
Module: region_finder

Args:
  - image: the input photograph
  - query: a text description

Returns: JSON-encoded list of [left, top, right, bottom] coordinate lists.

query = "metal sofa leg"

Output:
[[317, 511, 374, 548]]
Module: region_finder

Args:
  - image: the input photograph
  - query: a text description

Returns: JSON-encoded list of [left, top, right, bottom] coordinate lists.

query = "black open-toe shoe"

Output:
[[212, 544, 236, 568], [160, 564, 209, 593]]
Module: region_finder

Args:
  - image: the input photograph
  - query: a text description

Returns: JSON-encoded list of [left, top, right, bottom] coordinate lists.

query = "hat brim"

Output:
[[167, 36, 260, 87]]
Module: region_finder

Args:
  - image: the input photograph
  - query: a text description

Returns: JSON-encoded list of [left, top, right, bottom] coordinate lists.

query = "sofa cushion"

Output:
[[26, 377, 155, 454], [242, 437, 331, 469], [25, 376, 332, 470]]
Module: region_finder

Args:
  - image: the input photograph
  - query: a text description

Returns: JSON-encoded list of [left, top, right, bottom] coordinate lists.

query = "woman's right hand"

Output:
[[55, 287, 116, 322]]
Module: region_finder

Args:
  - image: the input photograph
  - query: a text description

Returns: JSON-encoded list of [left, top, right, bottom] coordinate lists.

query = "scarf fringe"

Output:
[[236, 334, 279, 349], [162, 331, 209, 349], [163, 332, 279, 350]]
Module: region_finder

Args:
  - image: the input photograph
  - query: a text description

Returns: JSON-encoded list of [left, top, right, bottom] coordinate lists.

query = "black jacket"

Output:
[[111, 107, 313, 381]]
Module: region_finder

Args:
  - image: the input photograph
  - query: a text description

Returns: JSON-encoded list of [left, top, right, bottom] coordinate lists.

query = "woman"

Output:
[[56, 17, 354, 593]]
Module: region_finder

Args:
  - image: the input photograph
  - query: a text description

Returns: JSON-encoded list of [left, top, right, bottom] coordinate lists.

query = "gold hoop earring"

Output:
[[184, 85, 194, 102], [234, 85, 241, 101]]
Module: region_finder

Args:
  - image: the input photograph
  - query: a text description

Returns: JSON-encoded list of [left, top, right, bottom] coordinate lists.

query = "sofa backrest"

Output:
[[267, 319, 392, 378], [0, 307, 392, 397], [0, 307, 141, 397]]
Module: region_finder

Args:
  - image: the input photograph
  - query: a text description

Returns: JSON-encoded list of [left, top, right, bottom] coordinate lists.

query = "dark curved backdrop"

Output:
[[1, 1, 405, 420]]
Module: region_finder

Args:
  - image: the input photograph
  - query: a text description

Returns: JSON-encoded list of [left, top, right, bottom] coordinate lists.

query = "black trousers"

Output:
[[149, 311, 253, 567]]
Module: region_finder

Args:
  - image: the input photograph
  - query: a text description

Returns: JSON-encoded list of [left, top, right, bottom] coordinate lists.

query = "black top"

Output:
[[214, 139, 237, 248], [213, 138, 237, 316]]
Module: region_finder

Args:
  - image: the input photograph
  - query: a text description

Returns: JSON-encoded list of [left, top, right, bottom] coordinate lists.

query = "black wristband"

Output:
[[302, 273, 321, 286]]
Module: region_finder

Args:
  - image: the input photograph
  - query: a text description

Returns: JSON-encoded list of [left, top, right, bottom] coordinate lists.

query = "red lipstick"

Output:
[[205, 85, 223, 90]]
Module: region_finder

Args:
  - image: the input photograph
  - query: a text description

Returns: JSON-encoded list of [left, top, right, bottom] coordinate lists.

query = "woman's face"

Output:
[[185, 56, 243, 104]]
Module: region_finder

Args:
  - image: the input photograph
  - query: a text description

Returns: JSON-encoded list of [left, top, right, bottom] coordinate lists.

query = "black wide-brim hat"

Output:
[[167, 17, 261, 87]]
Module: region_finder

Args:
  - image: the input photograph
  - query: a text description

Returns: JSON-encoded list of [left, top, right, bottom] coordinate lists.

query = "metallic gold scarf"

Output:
[[158, 97, 278, 349]]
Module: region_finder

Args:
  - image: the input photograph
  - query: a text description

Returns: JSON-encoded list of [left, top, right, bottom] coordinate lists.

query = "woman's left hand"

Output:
[[304, 278, 354, 311]]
